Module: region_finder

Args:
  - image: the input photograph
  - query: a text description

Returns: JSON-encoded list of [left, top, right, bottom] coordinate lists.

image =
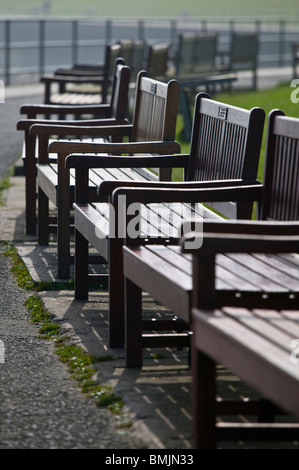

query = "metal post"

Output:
[[279, 19, 285, 67], [72, 20, 78, 66], [39, 19, 45, 78], [170, 19, 177, 59], [106, 19, 112, 45], [4, 20, 11, 86], [138, 20, 145, 41]]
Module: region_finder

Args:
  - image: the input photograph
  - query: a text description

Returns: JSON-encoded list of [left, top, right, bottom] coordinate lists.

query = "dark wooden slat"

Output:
[[192, 307, 299, 417], [216, 423, 299, 442], [227, 252, 299, 291], [123, 246, 191, 322]]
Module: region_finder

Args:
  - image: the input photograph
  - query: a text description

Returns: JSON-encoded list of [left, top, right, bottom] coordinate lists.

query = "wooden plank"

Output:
[[74, 203, 109, 260], [192, 307, 299, 416], [227, 252, 299, 291], [37, 164, 58, 203], [123, 245, 191, 321], [223, 306, 298, 352]]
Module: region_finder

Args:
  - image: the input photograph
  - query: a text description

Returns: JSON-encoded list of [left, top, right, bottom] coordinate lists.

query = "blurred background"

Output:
[[0, 0, 299, 85]]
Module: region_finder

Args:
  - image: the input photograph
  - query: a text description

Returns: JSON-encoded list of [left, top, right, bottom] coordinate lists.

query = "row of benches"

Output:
[[17, 57, 299, 448], [39, 32, 258, 141]]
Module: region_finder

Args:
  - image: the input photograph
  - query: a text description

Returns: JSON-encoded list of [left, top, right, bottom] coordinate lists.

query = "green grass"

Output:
[[174, 82, 299, 183]]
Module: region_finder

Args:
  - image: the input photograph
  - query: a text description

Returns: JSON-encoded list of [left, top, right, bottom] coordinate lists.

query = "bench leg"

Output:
[[108, 238, 125, 348], [125, 277, 143, 368], [38, 187, 49, 245], [25, 134, 37, 235], [25, 167, 37, 235], [74, 228, 89, 300], [57, 202, 70, 279], [236, 201, 254, 219], [192, 345, 217, 449], [179, 88, 192, 142], [57, 160, 71, 279]]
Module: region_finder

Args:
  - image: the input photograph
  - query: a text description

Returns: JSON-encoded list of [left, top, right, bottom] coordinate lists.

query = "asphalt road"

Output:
[[0, 92, 42, 181]]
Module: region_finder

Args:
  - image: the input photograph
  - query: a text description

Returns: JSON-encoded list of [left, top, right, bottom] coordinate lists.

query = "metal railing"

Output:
[[0, 16, 298, 85]]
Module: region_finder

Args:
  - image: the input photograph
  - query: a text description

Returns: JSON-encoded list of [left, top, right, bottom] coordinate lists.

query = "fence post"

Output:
[[279, 19, 285, 67], [39, 19, 45, 78], [138, 20, 145, 41], [105, 19, 112, 45], [72, 20, 78, 66], [4, 19, 11, 86]]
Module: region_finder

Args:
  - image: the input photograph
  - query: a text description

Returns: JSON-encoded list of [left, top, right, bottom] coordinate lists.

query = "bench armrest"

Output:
[[41, 74, 108, 85], [181, 228, 299, 255], [54, 66, 104, 77], [184, 219, 299, 237], [110, 183, 263, 206], [20, 103, 111, 117], [97, 178, 260, 197], [65, 146, 183, 169], [17, 118, 127, 132], [29, 121, 131, 137]]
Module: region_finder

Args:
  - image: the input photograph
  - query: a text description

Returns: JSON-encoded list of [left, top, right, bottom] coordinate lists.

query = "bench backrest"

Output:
[[176, 33, 217, 75], [109, 60, 131, 120], [145, 43, 169, 78], [130, 41, 146, 79], [131, 71, 179, 142], [229, 32, 259, 72], [118, 39, 135, 64], [186, 93, 265, 218], [228, 32, 258, 89], [259, 110, 299, 221], [118, 39, 146, 80], [99, 43, 124, 102], [130, 71, 180, 180]]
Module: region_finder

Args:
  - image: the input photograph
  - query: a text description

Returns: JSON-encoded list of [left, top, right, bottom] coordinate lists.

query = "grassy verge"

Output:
[[1, 241, 132, 431]]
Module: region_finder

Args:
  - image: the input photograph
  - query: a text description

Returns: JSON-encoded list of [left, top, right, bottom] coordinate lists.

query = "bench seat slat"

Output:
[[254, 252, 299, 280], [74, 203, 109, 258], [192, 306, 299, 417], [227, 252, 299, 291], [251, 308, 299, 338], [145, 245, 192, 276], [217, 253, 292, 292], [123, 245, 191, 320], [222, 306, 298, 353]]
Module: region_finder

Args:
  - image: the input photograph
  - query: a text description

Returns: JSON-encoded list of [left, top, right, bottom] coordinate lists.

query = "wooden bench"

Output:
[[187, 225, 299, 448], [171, 32, 237, 140], [17, 59, 130, 236], [145, 43, 170, 79], [218, 31, 259, 90], [122, 108, 299, 367], [41, 43, 123, 105], [175, 32, 219, 76], [66, 93, 264, 348], [55, 39, 145, 81], [121, 109, 299, 447], [29, 72, 181, 280]]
